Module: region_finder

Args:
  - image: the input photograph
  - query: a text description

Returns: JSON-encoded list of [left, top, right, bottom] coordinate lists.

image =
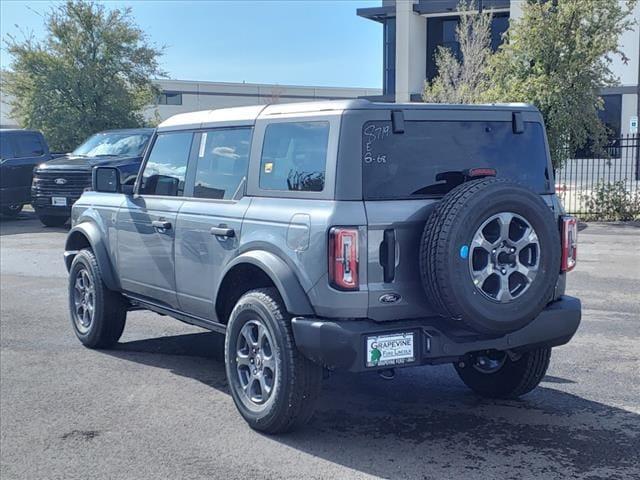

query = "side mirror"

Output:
[[93, 166, 122, 193]]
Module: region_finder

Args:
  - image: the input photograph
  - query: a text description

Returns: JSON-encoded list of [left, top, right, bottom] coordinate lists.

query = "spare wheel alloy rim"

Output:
[[468, 212, 540, 303]]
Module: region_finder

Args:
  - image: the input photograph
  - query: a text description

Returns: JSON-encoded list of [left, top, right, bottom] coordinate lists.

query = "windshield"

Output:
[[73, 131, 151, 157]]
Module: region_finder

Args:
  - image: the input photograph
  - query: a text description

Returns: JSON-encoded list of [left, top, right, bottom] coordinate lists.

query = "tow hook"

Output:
[[378, 368, 395, 380], [506, 350, 522, 362]]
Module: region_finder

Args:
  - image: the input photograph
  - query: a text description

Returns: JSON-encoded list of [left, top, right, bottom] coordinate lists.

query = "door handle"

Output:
[[210, 226, 235, 238], [152, 220, 172, 232], [380, 228, 396, 283]]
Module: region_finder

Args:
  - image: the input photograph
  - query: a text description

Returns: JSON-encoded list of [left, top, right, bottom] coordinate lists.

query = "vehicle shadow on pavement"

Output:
[[107, 331, 640, 479], [0, 212, 69, 236]]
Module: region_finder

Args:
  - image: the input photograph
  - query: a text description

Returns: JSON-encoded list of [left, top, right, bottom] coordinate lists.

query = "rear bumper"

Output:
[[292, 296, 581, 372]]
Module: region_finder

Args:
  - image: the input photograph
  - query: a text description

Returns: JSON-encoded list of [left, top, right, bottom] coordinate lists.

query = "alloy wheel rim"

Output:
[[468, 212, 540, 303], [235, 319, 276, 406], [73, 268, 95, 333]]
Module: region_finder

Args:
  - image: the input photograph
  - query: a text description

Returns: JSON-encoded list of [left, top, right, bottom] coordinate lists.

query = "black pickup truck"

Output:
[[32, 128, 153, 226], [0, 129, 53, 217]]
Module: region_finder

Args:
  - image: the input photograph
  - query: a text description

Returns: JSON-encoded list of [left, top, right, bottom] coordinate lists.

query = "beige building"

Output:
[[0, 79, 382, 129]]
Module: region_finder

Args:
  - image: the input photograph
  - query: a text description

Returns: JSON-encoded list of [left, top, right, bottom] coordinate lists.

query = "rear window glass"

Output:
[[259, 122, 329, 192], [362, 121, 550, 199], [15, 133, 45, 158]]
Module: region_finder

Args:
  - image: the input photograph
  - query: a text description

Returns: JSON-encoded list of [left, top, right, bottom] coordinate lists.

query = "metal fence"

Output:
[[554, 134, 639, 217]]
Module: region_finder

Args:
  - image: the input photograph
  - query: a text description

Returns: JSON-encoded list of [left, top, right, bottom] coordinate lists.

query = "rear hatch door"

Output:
[[362, 113, 553, 321]]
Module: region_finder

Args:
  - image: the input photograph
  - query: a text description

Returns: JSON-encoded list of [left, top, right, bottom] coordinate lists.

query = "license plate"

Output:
[[51, 197, 67, 206], [366, 332, 415, 368]]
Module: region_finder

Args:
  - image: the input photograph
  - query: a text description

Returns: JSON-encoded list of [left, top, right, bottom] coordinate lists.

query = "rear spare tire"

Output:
[[420, 178, 560, 335]]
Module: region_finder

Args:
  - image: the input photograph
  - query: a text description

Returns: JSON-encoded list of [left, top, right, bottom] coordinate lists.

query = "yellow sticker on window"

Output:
[[264, 162, 273, 173]]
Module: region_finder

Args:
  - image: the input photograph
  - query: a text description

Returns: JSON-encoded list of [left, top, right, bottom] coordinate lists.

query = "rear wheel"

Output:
[[38, 214, 68, 227], [68, 249, 127, 348], [225, 288, 323, 434], [455, 347, 551, 399], [1, 204, 23, 217]]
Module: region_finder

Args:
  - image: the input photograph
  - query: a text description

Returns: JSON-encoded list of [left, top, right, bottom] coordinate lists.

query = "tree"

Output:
[[484, 0, 637, 168], [2, 1, 164, 151], [422, 1, 493, 104]]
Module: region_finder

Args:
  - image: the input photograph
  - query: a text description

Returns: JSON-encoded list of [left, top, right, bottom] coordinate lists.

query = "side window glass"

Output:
[[15, 134, 45, 158], [139, 132, 192, 196], [259, 122, 329, 192], [193, 128, 252, 200]]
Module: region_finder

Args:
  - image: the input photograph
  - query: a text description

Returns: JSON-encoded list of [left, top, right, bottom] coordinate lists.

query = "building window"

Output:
[[383, 18, 396, 95], [599, 94, 622, 139], [426, 13, 509, 81], [490, 14, 509, 51], [157, 92, 183, 105], [574, 94, 622, 158]]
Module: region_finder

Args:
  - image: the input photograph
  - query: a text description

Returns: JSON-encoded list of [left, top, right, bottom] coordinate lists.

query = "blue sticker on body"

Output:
[[459, 245, 469, 259]]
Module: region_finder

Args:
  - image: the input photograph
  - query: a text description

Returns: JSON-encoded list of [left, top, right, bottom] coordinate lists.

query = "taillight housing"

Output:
[[561, 216, 578, 272], [329, 227, 359, 291]]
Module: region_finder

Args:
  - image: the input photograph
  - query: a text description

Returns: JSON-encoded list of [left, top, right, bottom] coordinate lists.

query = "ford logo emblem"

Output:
[[54, 178, 67, 185], [379, 293, 401, 304]]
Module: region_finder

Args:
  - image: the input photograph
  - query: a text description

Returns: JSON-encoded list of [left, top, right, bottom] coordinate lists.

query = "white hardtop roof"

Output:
[[157, 99, 538, 131]]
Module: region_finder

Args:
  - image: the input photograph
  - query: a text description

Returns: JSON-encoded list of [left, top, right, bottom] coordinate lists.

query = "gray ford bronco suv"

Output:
[[65, 100, 581, 433]]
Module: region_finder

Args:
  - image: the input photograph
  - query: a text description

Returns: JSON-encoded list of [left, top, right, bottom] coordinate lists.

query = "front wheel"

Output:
[[225, 288, 323, 434], [38, 214, 68, 227], [455, 347, 551, 399], [68, 249, 127, 348], [1, 204, 24, 217]]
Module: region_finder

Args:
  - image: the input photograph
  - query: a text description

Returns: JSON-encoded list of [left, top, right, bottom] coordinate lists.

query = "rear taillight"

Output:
[[329, 227, 359, 291], [561, 216, 578, 272]]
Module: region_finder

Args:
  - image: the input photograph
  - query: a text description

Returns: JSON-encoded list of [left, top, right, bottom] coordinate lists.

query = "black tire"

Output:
[[420, 178, 561, 334], [455, 347, 551, 399], [1, 204, 23, 217], [225, 288, 323, 434], [38, 214, 68, 227], [68, 249, 127, 348]]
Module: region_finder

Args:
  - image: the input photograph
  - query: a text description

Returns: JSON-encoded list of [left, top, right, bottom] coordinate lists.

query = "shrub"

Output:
[[579, 181, 640, 221]]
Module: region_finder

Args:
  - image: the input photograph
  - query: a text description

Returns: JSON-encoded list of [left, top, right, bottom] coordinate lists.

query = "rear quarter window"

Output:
[[362, 120, 551, 199], [259, 121, 329, 192]]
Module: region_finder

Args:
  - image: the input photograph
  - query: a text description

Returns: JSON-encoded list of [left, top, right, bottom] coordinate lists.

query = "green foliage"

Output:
[[484, 0, 637, 169], [422, 1, 492, 104], [579, 181, 640, 221], [2, 1, 164, 152]]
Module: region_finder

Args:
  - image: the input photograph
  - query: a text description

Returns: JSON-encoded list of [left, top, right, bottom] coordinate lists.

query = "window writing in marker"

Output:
[[363, 123, 390, 165]]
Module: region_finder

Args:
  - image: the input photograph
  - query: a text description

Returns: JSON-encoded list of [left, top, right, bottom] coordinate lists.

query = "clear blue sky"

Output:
[[0, 0, 383, 89]]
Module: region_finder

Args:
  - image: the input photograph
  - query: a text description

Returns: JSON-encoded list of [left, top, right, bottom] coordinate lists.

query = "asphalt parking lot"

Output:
[[1, 212, 639, 480]]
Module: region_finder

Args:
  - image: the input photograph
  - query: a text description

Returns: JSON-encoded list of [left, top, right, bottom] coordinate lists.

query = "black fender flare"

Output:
[[218, 250, 314, 316], [64, 222, 120, 291]]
